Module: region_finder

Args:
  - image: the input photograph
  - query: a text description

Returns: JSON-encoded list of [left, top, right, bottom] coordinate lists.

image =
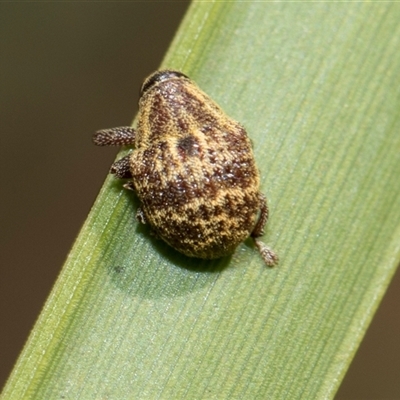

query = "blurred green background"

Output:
[[0, 3, 399, 399]]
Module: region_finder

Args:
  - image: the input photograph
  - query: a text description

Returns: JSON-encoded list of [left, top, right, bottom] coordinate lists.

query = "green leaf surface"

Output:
[[3, 2, 400, 399]]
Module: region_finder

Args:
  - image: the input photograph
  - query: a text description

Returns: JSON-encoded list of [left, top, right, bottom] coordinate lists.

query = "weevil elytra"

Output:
[[93, 70, 277, 266]]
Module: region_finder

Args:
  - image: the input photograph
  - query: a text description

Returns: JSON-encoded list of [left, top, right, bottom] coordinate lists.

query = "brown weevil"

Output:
[[93, 70, 277, 266]]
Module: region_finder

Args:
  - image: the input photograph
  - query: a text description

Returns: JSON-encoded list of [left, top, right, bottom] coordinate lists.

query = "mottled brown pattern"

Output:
[[93, 70, 278, 266]]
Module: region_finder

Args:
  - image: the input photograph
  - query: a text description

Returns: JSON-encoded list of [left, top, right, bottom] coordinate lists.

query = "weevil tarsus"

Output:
[[254, 239, 278, 267], [123, 181, 135, 191], [135, 207, 147, 224], [251, 193, 278, 267]]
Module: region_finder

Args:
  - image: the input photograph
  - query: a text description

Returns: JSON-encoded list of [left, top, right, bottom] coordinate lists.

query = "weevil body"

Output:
[[93, 70, 277, 266]]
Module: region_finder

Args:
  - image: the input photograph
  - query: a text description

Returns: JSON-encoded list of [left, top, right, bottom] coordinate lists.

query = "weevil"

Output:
[[93, 70, 277, 266]]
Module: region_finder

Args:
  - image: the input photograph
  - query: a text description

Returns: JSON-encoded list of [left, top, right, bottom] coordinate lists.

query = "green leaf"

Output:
[[3, 2, 400, 399]]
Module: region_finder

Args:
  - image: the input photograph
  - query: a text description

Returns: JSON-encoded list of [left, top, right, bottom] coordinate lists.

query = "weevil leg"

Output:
[[251, 193, 278, 267], [135, 207, 147, 224], [110, 154, 132, 179], [251, 193, 269, 238], [136, 207, 161, 238], [93, 126, 136, 146], [135, 207, 160, 238], [123, 181, 135, 191]]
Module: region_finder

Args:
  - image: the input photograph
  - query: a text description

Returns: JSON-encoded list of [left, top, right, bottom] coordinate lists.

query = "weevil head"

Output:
[[140, 70, 189, 98]]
